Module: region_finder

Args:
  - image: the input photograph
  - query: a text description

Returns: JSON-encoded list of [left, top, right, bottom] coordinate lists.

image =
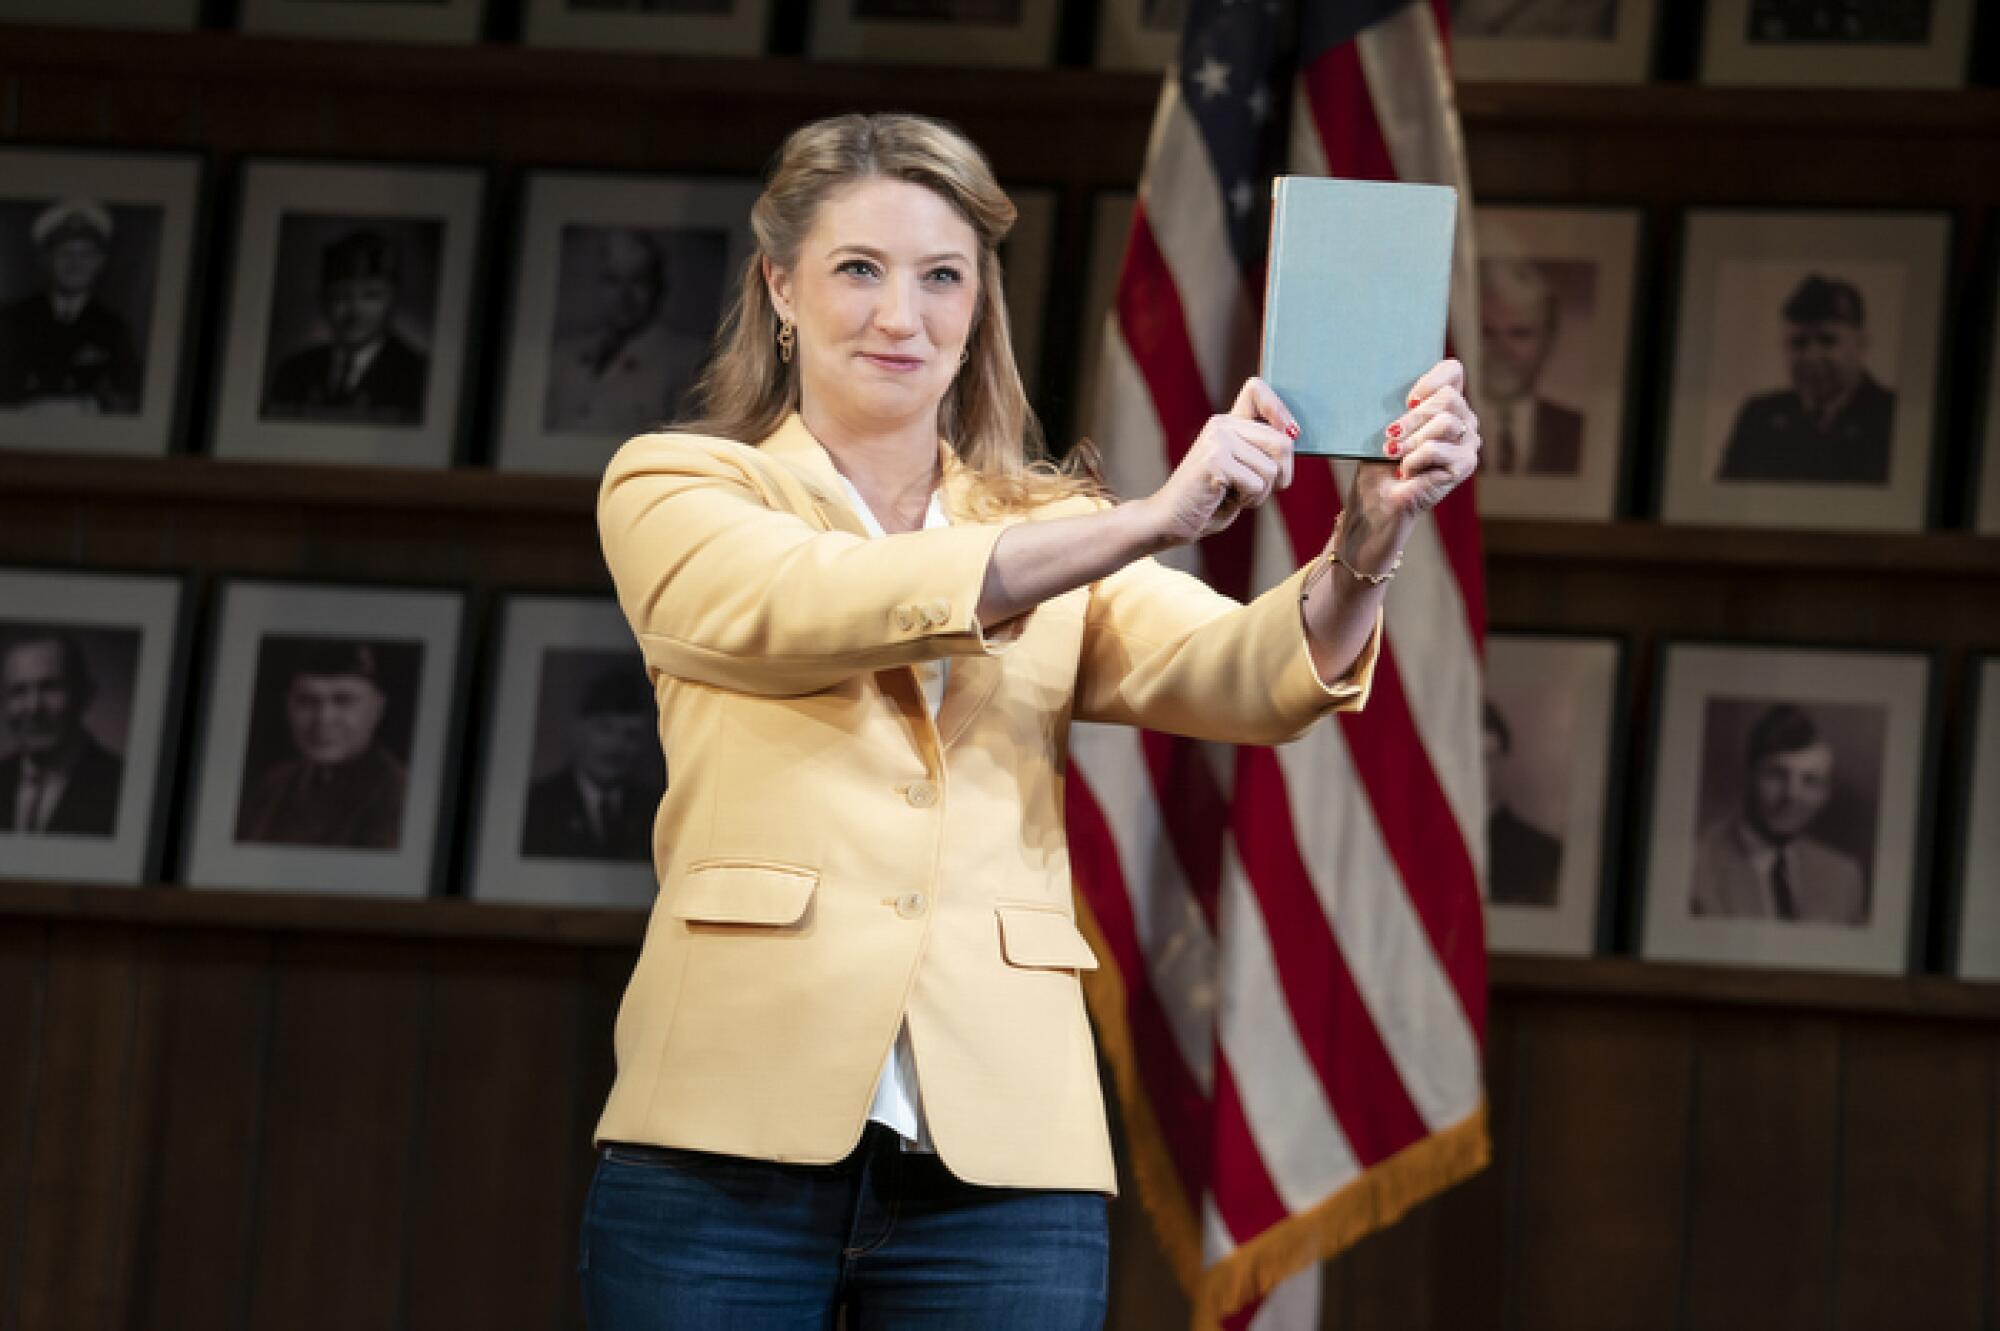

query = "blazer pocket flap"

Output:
[[671, 862, 818, 925], [996, 905, 1100, 971]]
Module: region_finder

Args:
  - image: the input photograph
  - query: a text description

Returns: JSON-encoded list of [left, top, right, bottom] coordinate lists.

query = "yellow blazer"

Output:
[[591, 411, 1383, 1193]]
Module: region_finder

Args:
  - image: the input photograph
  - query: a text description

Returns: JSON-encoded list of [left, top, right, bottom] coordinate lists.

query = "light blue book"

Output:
[[1259, 175, 1458, 459]]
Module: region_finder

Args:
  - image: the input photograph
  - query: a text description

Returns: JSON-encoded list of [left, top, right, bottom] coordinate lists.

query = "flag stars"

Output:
[[1192, 56, 1231, 100], [1247, 83, 1271, 123], [1229, 179, 1254, 217]]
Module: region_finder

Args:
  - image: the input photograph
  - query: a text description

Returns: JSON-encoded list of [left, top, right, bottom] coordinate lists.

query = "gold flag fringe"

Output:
[[1074, 892, 1492, 1331]]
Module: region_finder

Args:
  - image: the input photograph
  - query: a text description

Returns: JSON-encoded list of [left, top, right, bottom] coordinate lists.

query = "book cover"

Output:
[[1259, 175, 1458, 459]]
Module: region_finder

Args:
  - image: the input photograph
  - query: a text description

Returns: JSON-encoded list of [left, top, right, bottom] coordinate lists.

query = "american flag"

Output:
[[1065, 1, 1489, 1328]]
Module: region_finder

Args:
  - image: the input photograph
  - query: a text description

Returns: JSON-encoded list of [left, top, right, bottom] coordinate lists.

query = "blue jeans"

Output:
[[578, 1121, 1110, 1329]]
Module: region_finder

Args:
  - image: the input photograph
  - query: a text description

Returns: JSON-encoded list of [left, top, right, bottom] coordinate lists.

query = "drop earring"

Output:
[[777, 318, 795, 364]]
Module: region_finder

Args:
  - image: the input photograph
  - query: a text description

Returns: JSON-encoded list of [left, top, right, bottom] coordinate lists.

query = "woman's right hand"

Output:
[[1135, 377, 1299, 549]]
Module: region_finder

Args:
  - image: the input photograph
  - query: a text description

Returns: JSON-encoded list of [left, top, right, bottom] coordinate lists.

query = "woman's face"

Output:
[[768, 177, 981, 432]]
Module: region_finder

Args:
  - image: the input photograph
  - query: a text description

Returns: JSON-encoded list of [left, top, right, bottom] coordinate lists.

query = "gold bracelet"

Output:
[[1326, 511, 1402, 587]]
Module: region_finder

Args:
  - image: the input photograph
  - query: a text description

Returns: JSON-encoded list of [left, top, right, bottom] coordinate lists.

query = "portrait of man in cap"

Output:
[[1477, 258, 1588, 477], [1483, 698, 1564, 908], [0, 625, 127, 838], [1690, 701, 1871, 926], [1717, 272, 1896, 485], [520, 662, 661, 861], [236, 637, 413, 850], [543, 226, 714, 436], [263, 224, 432, 426], [0, 199, 144, 414]]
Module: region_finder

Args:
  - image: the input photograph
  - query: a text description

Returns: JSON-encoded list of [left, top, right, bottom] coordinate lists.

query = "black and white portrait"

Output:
[[523, 0, 767, 55], [0, 199, 157, 416], [520, 651, 663, 862], [1477, 257, 1594, 478], [1662, 211, 1947, 531], [1744, 0, 1931, 44], [1483, 697, 1565, 908], [183, 580, 466, 899], [1640, 643, 1933, 974], [541, 224, 723, 438], [0, 150, 201, 457], [212, 161, 483, 468], [0, 569, 188, 884], [810, 0, 1057, 65], [1713, 269, 1898, 485], [1951, 658, 2000, 979], [498, 173, 756, 475], [1456, 0, 1615, 37], [0, 621, 136, 838], [1700, 0, 1969, 86], [240, 0, 485, 42], [234, 635, 422, 851], [260, 215, 442, 427], [1689, 698, 1884, 926]]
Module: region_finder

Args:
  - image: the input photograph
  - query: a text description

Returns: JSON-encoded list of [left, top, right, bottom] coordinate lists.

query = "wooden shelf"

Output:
[[8, 877, 1999, 1018]]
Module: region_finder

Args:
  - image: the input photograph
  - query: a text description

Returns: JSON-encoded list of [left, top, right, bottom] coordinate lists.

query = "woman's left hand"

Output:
[[1347, 357, 1482, 529]]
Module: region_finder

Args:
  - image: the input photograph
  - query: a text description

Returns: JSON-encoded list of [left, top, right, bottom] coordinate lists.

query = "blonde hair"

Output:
[[676, 112, 1103, 518]]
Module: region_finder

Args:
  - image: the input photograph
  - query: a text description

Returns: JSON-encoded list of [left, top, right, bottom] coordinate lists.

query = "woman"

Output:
[[578, 112, 1481, 1329]]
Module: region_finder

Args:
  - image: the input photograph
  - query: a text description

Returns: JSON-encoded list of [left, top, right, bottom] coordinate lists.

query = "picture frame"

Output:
[[0, 0, 199, 27], [1470, 204, 1642, 521], [0, 567, 193, 886], [0, 147, 205, 457], [521, 0, 771, 57], [1698, 0, 1974, 89], [180, 577, 470, 899], [1074, 191, 1134, 444], [1636, 640, 1937, 974], [1482, 632, 1627, 957], [495, 171, 758, 476], [1451, 0, 1659, 85], [1093, 0, 1178, 73], [807, 0, 1060, 68], [1004, 186, 1057, 405], [1658, 208, 1950, 532], [1950, 656, 2000, 979], [1976, 261, 2000, 536], [239, 0, 487, 44], [466, 594, 663, 910], [209, 159, 487, 469]]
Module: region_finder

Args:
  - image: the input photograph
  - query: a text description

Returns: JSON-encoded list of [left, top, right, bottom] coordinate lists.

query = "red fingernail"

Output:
[[1408, 396, 1421, 409], [1386, 422, 1403, 439], [1285, 422, 1300, 440], [1386, 440, 1401, 457]]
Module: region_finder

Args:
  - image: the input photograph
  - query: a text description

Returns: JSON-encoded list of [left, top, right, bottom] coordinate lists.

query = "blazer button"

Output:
[[895, 891, 927, 919], [905, 780, 939, 808], [894, 605, 917, 631], [923, 599, 951, 626]]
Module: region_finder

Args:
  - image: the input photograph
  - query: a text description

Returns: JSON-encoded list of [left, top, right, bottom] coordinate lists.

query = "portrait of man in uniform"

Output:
[[262, 222, 436, 426], [1477, 258, 1589, 477], [0, 200, 146, 414], [1716, 272, 1896, 485], [520, 661, 661, 861], [1690, 700, 1873, 925], [1483, 698, 1564, 907], [0, 626, 128, 837], [542, 226, 714, 437], [235, 637, 417, 851]]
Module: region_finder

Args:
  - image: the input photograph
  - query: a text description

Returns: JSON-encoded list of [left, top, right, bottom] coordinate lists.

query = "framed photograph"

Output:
[[467, 595, 663, 909], [1951, 657, 2000, 979], [0, 0, 198, 27], [522, 0, 771, 57], [1699, 0, 1974, 89], [496, 171, 756, 475], [1637, 642, 1936, 974], [1471, 205, 1642, 521], [0, 568, 192, 885], [240, 0, 487, 43], [807, 0, 1059, 67], [1659, 209, 1949, 532], [1093, 0, 1179, 72], [1482, 632, 1626, 956], [180, 579, 469, 899], [1976, 266, 2000, 536], [1452, 0, 1659, 84], [1004, 187, 1056, 405], [0, 148, 204, 457], [1074, 191, 1134, 443], [209, 160, 485, 468]]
